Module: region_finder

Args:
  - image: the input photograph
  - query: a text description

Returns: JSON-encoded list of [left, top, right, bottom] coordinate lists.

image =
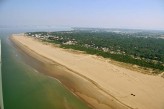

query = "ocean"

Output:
[[0, 27, 91, 109]]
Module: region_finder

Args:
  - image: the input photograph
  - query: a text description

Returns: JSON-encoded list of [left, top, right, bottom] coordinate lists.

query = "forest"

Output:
[[26, 29, 164, 72]]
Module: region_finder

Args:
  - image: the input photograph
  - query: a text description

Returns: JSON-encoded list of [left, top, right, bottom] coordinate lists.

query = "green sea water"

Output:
[[0, 29, 91, 109]]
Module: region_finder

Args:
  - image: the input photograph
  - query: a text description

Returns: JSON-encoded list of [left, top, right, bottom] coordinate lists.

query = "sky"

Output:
[[0, 0, 164, 30]]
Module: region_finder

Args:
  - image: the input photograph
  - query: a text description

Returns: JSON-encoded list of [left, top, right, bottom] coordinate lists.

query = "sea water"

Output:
[[0, 27, 91, 109]]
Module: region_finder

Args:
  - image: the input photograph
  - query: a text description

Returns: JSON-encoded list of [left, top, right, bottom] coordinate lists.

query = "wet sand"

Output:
[[11, 34, 164, 109]]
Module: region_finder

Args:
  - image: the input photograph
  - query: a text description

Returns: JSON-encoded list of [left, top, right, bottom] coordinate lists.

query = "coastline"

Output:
[[10, 34, 164, 109]]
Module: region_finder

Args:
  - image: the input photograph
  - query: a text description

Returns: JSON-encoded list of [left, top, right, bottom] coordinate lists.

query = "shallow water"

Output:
[[0, 28, 92, 109]]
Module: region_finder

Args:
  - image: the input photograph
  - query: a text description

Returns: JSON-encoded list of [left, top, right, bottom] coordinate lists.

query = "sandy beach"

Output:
[[11, 34, 164, 109]]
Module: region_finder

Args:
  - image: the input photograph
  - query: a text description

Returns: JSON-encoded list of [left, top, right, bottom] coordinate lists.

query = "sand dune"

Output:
[[11, 34, 164, 109]]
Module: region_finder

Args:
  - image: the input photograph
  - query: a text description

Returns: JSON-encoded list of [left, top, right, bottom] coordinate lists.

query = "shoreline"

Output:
[[10, 34, 164, 109], [10, 35, 130, 109]]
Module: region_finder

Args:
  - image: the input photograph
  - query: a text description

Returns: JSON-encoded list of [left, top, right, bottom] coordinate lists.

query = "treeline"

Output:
[[61, 44, 163, 71], [26, 31, 164, 71], [49, 32, 164, 62]]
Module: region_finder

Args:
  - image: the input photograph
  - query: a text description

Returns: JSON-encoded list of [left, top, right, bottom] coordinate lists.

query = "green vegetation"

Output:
[[25, 29, 164, 72]]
